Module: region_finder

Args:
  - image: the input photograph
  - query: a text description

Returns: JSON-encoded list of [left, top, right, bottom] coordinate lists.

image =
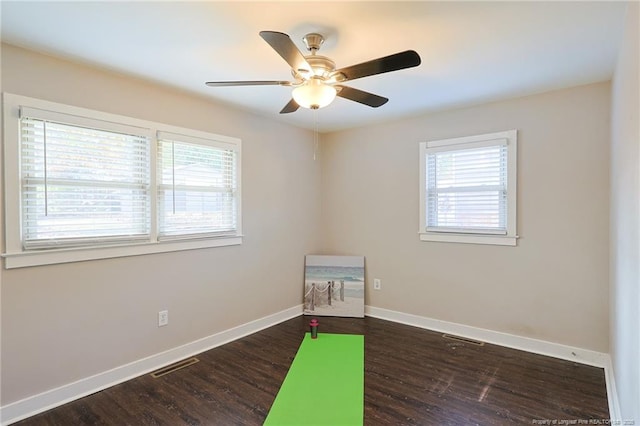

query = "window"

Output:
[[20, 110, 151, 249], [157, 133, 238, 240], [419, 130, 517, 246], [3, 94, 242, 268]]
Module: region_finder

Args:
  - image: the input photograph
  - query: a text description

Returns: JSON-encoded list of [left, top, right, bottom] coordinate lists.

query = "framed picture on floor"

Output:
[[303, 255, 365, 318]]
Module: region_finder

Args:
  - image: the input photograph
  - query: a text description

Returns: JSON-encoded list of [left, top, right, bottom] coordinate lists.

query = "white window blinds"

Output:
[[4, 94, 243, 267], [157, 132, 238, 240], [426, 140, 508, 234], [20, 111, 150, 249]]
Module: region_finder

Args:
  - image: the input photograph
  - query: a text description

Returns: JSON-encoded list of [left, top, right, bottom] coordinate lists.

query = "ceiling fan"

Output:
[[205, 31, 421, 114]]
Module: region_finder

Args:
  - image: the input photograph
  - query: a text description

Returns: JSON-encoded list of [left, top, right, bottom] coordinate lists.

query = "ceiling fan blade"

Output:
[[206, 80, 291, 87], [332, 50, 421, 82], [259, 31, 313, 74], [279, 98, 300, 114], [336, 85, 388, 108]]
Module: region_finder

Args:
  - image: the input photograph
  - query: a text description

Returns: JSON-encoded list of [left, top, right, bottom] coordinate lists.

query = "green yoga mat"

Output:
[[264, 333, 364, 426]]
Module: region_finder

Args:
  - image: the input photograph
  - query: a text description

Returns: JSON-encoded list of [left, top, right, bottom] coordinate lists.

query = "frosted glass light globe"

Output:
[[292, 78, 337, 109]]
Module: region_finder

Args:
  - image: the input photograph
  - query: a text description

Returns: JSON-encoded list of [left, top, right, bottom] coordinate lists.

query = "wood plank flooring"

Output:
[[14, 316, 609, 425]]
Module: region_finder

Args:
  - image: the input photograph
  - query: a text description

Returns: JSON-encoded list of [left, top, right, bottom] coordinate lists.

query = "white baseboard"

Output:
[[0, 304, 303, 426], [365, 306, 608, 366], [603, 357, 622, 422], [365, 305, 620, 421]]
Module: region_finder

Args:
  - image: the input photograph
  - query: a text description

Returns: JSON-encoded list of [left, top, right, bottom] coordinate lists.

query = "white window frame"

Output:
[[419, 130, 518, 246], [2, 93, 242, 268]]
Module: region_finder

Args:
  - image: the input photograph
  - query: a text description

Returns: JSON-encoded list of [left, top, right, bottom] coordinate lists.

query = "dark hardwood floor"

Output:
[[14, 316, 609, 425]]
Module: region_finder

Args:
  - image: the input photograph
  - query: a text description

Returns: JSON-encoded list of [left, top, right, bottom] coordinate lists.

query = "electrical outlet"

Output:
[[158, 310, 169, 327], [373, 278, 381, 290]]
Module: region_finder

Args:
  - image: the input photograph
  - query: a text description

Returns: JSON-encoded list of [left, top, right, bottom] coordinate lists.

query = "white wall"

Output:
[[0, 44, 321, 405], [321, 82, 611, 353], [610, 2, 640, 421]]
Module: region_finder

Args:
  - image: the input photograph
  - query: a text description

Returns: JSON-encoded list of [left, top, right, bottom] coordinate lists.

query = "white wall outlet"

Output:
[[373, 278, 381, 290], [158, 310, 169, 327]]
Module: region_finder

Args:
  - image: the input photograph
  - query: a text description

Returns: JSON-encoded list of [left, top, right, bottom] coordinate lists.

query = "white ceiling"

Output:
[[0, 1, 627, 132]]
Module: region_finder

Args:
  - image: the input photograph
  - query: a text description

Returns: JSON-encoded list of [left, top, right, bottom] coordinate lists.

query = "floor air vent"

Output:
[[442, 334, 485, 346], [150, 357, 199, 378]]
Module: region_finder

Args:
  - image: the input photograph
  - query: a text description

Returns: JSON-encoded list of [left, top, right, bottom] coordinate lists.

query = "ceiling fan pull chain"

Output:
[[313, 108, 319, 161]]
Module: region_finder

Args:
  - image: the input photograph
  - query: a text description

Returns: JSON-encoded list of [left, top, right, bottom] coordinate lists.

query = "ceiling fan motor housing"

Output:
[[293, 55, 336, 80]]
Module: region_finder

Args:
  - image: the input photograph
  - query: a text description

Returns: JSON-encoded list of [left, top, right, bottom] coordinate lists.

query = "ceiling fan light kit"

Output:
[[292, 77, 337, 109], [205, 31, 421, 114]]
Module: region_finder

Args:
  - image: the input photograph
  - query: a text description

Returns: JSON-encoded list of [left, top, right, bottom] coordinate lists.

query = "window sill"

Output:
[[419, 232, 518, 246], [2, 236, 242, 269]]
